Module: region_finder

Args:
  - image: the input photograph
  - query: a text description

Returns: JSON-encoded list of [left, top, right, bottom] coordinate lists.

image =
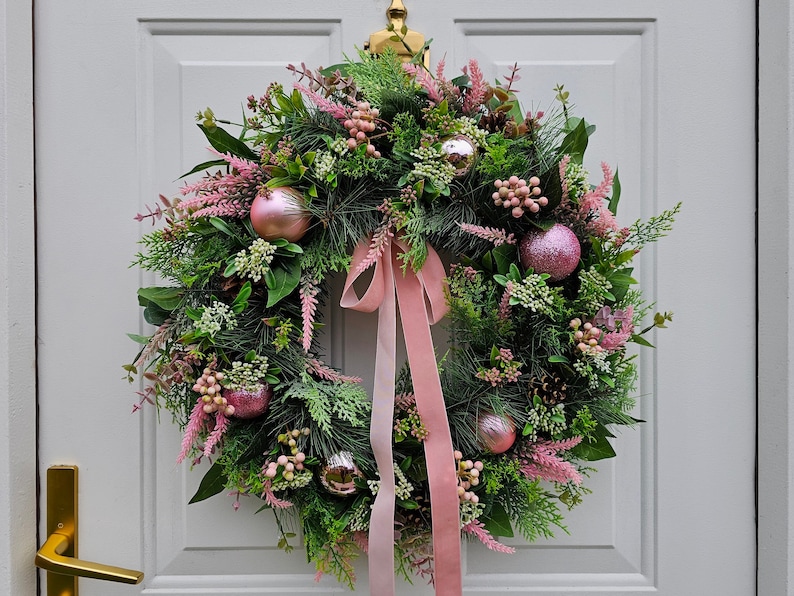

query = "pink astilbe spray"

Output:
[[306, 358, 363, 384], [202, 410, 229, 457], [177, 399, 211, 464], [517, 437, 583, 485], [354, 222, 394, 274], [293, 82, 352, 120], [179, 150, 264, 219], [352, 531, 369, 553], [458, 222, 516, 247], [462, 59, 487, 116], [579, 162, 618, 237], [462, 519, 516, 554], [403, 63, 444, 105], [598, 305, 634, 351], [498, 281, 514, 321], [300, 278, 320, 352]]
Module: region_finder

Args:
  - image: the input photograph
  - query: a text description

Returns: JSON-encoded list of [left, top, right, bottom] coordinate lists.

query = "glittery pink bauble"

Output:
[[319, 451, 362, 496], [519, 224, 581, 281], [224, 385, 273, 419], [440, 134, 476, 176], [249, 186, 311, 242], [477, 413, 517, 454]]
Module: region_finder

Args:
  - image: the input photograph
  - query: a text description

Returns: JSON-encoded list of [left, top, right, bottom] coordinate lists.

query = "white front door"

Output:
[[35, 1, 756, 594]]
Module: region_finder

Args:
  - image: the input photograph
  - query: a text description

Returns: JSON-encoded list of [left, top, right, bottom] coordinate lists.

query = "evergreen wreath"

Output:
[[127, 47, 679, 587]]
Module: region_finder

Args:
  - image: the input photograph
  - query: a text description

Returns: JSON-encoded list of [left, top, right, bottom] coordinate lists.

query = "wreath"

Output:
[[127, 47, 679, 591]]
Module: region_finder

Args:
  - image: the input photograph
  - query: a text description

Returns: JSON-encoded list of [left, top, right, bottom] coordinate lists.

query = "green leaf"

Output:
[[189, 462, 228, 504], [482, 502, 514, 538], [319, 64, 349, 77], [522, 423, 534, 436], [397, 499, 419, 510], [571, 424, 616, 461], [558, 118, 591, 164], [599, 375, 616, 388], [126, 333, 151, 345], [530, 218, 557, 231], [142, 302, 170, 326], [178, 159, 228, 179], [548, 355, 569, 364], [491, 243, 516, 275], [608, 169, 621, 215], [266, 261, 301, 307], [196, 123, 258, 161], [138, 286, 182, 311], [630, 334, 655, 348], [209, 217, 240, 239], [223, 260, 238, 277]]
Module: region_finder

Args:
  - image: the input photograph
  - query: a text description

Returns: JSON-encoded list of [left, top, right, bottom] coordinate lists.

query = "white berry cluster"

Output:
[[234, 239, 276, 283], [347, 500, 371, 532], [525, 403, 567, 441], [223, 355, 269, 392], [367, 463, 414, 500], [408, 144, 456, 190], [510, 274, 557, 315], [313, 150, 336, 180], [459, 500, 485, 526], [194, 302, 237, 337], [270, 469, 313, 491], [456, 116, 487, 148], [564, 161, 590, 200]]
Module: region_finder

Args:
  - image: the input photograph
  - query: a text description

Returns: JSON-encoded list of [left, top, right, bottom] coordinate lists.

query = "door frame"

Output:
[[2, 1, 791, 594]]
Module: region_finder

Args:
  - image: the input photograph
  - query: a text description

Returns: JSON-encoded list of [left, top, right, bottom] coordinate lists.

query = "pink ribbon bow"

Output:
[[341, 236, 462, 596]]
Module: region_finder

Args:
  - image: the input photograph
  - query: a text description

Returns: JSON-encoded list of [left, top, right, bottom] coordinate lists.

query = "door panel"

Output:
[[35, 2, 755, 594]]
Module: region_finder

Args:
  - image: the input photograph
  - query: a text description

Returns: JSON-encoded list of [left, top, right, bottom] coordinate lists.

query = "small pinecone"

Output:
[[530, 374, 568, 405], [479, 111, 509, 134]]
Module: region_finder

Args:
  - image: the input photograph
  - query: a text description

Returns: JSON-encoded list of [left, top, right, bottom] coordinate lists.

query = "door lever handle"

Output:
[[34, 465, 143, 594], [35, 531, 143, 584]]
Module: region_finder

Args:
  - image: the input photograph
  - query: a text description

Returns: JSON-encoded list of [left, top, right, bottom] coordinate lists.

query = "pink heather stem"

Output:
[[498, 282, 513, 321], [462, 59, 487, 116], [355, 222, 394, 275], [177, 399, 210, 464], [300, 279, 319, 352], [458, 222, 516, 246], [306, 358, 363, 384], [462, 519, 516, 554], [202, 410, 229, 458]]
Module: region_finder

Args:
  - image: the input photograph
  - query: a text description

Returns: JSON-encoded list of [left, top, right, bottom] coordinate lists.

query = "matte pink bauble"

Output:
[[440, 134, 476, 176], [519, 224, 581, 281], [224, 385, 273, 419], [477, 413, 517, 454], [249, 186, 311, 242], [319, 451, 362, 496]]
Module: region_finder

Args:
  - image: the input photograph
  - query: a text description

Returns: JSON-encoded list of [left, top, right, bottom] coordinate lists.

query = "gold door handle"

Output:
[[366, 0, 429, 66], [35, 466, 144, 595], [35, 531, 143, 584]]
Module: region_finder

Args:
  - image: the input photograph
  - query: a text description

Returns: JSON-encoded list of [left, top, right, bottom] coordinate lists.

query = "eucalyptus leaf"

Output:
[[138, 286, 182, 311], [571, 424, 616, 461], [189, 462, 228, 504], [126, 333, 151, 345], [196, 123, 258, 161]]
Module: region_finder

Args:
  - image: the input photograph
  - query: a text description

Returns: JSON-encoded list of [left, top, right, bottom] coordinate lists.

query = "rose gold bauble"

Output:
[[440, 134, 476, 176], [477, 413, 517, 454], [224, 385, 273, 419], [249, 186, 311, 242], [319, 451, 362, 496], [518, 224, 581, 282]]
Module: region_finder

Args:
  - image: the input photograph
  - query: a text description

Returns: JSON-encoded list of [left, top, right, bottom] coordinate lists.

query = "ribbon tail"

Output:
[[368, 267, 397, 596], [393, 251, 462, 596]]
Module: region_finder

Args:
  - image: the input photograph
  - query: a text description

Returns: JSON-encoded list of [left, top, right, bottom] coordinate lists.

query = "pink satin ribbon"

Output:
[[341, 237, 462, 596]]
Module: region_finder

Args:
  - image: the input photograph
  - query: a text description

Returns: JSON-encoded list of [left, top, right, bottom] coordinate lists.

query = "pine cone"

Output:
[[530, 374, 568, 405], [479, 111, 508, 134]]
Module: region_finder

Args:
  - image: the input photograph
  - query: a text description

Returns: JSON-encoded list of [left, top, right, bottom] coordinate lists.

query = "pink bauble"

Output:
[[440, 134, 476, 176], [519, 224, 581, 281], [249, 186, 311, 242], [319, 451, 362, 496], [224, 385, 273, 419], [477, 413, 517, 454]]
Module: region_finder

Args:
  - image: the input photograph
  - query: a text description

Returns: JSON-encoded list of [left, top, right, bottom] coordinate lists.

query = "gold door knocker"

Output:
[[365, 0, 429, 66]]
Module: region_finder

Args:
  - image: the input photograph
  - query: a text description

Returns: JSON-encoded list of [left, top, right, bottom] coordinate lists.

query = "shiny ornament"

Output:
[[249, 186, 311, 242], [319, 451, 362, 496], [476, 413, 517, 454], [440, 134, 476, 176], [519, 224, 581, 282], [223, 385, 273, 419]]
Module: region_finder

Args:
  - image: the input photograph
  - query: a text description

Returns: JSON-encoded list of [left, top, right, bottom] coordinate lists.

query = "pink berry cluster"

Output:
[[569, 318, 603, 354], [454, 450, 483, 503], [476, 348, 523, 387], [344, 101, 381, 157], [492, 175, 548, 218], [262, 427, 311, 482], [192, 368, 233, 416]]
